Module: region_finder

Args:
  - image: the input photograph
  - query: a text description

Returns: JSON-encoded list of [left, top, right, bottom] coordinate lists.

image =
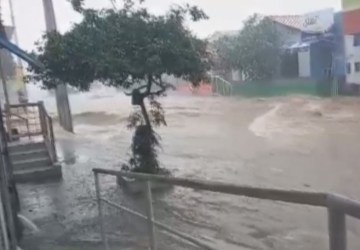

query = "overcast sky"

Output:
[[1, 0, 341, 50]]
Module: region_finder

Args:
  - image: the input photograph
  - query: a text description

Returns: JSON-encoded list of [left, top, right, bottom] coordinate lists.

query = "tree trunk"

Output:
[[140, 75, 153, 128], [140, 102, 151, 128]]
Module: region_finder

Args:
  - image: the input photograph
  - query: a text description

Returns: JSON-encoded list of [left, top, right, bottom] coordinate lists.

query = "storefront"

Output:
[[287, 9, 339, 80], [342, 0, 360, 84]]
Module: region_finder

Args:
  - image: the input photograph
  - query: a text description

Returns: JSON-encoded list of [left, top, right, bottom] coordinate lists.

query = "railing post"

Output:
[[328, 207, 346, 250], [215, 77, 218, 95], [94, 173, 109, 250], [48, 118, 57, 162], [38, 101, 47, 137], [146, 181, 157, 250]]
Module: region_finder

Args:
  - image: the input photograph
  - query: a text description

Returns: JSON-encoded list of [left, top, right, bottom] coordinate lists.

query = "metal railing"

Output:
[[93, 168, 360, 250], [38, 102, 57, 163], [2, 111, 30, 140], [4, 101, 57, 163], [5, 102, 43, 140], [210, 75, 233, 96]]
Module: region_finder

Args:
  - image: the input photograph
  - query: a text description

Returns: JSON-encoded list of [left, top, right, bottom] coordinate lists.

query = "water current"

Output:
[[19, 84, 360, 250]]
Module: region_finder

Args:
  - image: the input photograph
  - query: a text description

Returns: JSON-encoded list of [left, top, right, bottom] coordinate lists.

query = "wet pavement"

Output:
[[18, 87, 360, 249]]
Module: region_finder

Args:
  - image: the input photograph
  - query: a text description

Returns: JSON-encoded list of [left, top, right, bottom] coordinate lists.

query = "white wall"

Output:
[[345, 35, 360, 85], [0, 79, 21, 106], [276, 25, 302, 47], [231, 69, 241, 82], [0, 25, 27, 105], [276, 24, 307, 78], [298, 49, 311, 77]]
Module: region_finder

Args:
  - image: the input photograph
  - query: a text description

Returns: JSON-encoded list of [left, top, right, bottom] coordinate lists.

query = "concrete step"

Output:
[[9, 142, 46, 154], [12, 157, 52, 171], [10, 148, 49, 162], [14, 164, 62, 183]]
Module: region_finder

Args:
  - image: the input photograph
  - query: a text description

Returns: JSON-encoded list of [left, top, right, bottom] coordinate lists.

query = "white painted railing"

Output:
[[210, 74, 233, 96], [93, 168, 360, 250]]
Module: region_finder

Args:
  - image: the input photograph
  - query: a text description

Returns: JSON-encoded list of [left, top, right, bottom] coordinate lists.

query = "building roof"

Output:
[[208, 30, 239, 42], [209, 14, 304, 42], [267, 15, 303, 31]]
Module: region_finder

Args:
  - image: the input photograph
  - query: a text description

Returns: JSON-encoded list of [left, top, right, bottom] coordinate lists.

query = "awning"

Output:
[[285, 34, 334, 51], [0, 35, 43, 69], [287, 41, 312, 50]]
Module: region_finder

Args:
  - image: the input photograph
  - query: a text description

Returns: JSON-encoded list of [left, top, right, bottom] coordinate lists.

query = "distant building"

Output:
[[267, 15, 303, 47], [0, 7, 29, 106], [210, 10, 342, 83], [342, 0, 360, 85], [269, 9, 342, 81], [266, 15, 304, 78], [0, 22, 20, 106], [208, 30, 239, 43]]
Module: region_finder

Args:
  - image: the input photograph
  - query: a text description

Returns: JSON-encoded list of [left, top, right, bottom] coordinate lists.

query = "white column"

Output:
[[42, 0, 73, 132]]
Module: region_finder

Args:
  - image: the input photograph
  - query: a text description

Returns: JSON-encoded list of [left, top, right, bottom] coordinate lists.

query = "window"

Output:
[[355, 62, 360, 72], [347, 63, 351, 74], [354, 34, 360, 47]]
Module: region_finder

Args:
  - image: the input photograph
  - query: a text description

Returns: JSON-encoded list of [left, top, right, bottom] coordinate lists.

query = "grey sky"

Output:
[[1, 0, 341, 50]]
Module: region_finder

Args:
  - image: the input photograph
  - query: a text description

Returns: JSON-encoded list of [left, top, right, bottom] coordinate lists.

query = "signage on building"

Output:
[[342, 0, 360, 11], [301, 8, 334, 34], [342, 2, 360, 34]]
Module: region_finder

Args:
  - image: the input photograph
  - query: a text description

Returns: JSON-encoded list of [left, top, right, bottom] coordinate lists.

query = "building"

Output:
[[267, 15, 305, 78], [267, 15, 303, 47], [0, 2, 28, 106], [342, 0, 360, 85], [209, 15, 305, 82], [270, 9, 342, 81], [210, 10, 341, 83]]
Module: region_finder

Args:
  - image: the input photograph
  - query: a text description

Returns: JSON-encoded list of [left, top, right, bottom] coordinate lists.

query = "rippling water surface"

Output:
[[20, 84, 360, 250]]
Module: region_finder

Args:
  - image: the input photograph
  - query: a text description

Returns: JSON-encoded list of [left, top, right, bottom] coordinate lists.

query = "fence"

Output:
[[93, 168, 360, 250], [232, 80, 318, 97], [209, 76, 320, 97], [213, 77, 346, 98]]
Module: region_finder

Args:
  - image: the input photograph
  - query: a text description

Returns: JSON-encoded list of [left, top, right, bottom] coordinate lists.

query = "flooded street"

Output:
[[18, 86, 360, 250]]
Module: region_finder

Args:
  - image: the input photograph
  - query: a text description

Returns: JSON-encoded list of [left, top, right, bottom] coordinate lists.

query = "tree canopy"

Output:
[[29, 0, 210, 91], [28, 0, 210, 174], [212, 34, 239, 74], [213, 15, 282, 81]]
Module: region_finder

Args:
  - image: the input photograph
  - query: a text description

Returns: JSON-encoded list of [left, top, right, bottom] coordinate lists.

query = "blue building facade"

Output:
[[300, 12, 345, 80], [284, 11, 346, 81]]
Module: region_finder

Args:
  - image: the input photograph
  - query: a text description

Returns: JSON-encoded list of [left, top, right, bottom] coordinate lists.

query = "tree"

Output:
[[213, 15, 282, 81], [28, 0, 210, 174], [212, 34, 240, 78]]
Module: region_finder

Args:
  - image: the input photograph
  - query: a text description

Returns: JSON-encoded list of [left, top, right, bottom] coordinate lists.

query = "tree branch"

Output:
[[150, 79, 175, 95], [124, 84, 148, 96]]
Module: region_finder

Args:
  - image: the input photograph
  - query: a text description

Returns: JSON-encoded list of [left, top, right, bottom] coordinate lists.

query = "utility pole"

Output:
[[42, 0, 73, 132]]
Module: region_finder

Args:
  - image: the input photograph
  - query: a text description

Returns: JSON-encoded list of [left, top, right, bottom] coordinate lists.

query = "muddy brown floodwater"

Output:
[[18, 87, 360, 250]]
